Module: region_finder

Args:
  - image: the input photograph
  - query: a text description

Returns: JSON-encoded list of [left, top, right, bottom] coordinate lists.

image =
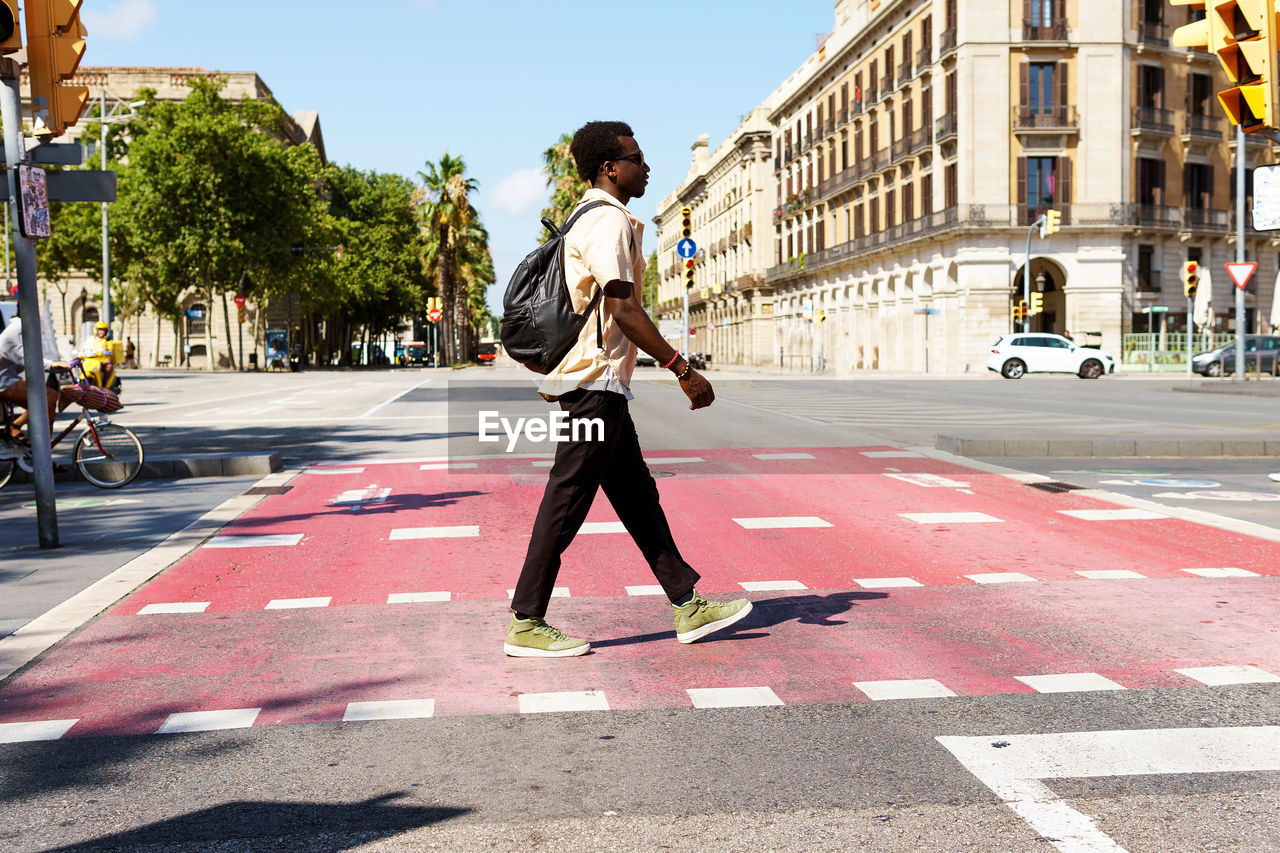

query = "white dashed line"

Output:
[[625, 585, 666, 596], [752, 453, 816, 460], [138, 602, 211, 615], [0, 719, 78, 743], [852, 577, 923, 588], [204, 534, 304, 548], [387, 592, 451, 604], [1175, 665, 1280, 685], [733, 516, 833, 529], [265, 597, 331, 610], [966, 572, 1037, 584], [157, 708, 261, 734], [506, 588, 569, 599], [861, 451, 924, 458], [687, 686, 784, 708], [578, 522, 627, 534], [1057, 508, 1167, 521], [305, 468, 366, 475], [1077, 570, 1146, 580], [855, 679, 957, 700], [420, 463, 479, 470], [900, 512, 1003, 524], [738, 580, 807, 591], [644, 457, 704, 464], [518, 691, 610, 714], [343, 700, 436, 721], [1015, 673, 1125, 693], [389, 526, 480, 540], [1182, 567, 1259, 578]]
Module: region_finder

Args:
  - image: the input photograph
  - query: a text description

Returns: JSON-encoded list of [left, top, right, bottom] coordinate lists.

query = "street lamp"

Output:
[[96, 90, 144, 329]]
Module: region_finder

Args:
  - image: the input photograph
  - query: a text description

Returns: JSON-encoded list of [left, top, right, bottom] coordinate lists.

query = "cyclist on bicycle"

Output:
[[77, 321, 120, 391], [1, 312, 75, 444]]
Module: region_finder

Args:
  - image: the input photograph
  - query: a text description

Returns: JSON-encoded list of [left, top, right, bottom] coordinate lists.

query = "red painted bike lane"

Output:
[[1, 446, 1277, 740]]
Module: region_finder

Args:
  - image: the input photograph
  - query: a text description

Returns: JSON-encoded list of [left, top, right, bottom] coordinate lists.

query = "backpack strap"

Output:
[[559, 199, 637, 351]]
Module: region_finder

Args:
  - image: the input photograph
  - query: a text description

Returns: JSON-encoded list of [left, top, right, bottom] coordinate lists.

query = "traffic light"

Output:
[[1172, 0, 1277, 131], [680, 206, 692, 238], [684, 258, 694, 289], [1029, 292, 1044, 316], [1183, 260, 1200, 298], [1040, 209, 1061, 237], [25, 0, 90, 138], [0, 1, 20, 54], [1012, 301, 1026, 322], [816, 309, 826, 324]]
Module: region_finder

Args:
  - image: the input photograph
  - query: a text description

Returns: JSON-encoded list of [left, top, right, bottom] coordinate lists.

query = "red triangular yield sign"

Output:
[[1225, 261, 1257, 290]]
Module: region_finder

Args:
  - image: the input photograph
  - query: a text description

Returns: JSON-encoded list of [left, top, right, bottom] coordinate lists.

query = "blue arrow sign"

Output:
[[677, 238, 697, 259]]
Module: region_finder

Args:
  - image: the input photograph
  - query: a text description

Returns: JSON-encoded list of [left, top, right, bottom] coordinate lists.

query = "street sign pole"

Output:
[[100, 88, 111, 328], [1235, 125, 1246, 381], [1187, 294, 1193, 379], [1, 59, 57, 548]]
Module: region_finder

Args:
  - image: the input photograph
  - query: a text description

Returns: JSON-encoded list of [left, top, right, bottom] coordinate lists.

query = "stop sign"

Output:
[[427, 308, 442, 322], [234, 293, 246, 307]]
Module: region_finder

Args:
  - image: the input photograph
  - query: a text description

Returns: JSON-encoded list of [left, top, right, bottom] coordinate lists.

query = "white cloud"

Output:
[[487, 168, 547, 218], [82, 0, 157, 40]]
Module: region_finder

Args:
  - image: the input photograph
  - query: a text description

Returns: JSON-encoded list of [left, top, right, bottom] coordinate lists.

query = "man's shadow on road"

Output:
[[592, 590, 889, 650]]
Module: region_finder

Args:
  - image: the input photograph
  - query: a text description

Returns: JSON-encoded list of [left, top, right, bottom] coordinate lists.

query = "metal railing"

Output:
[[935, 113, 957, 140], [1137, 21, 1169, 46], [1132, 105, 1175, 135], [1183, 112, 1222, 140], [908, 124, 930, 154], [1023, 19, 1068, 41], [898, 61, 912, 84], [940, 28, 956, 54], [891, 136, 909, 163], [916, 45, 932, 72], [1013, 104, 1079, 130]]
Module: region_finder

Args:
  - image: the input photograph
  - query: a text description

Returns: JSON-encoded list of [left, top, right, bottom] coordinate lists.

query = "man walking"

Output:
[[505, 121, 752, 657]]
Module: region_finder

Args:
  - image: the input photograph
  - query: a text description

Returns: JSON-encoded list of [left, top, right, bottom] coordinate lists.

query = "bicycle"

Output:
[[1, 359, 145, 490]]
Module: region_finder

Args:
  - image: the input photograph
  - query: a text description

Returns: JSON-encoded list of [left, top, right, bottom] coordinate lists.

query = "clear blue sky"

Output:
[[83, 0, 835, 312]]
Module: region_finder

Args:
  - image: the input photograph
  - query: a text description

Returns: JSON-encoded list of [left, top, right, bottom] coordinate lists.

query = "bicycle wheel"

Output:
[[0, 449, 13, 490], [73, 423, 144, 488]]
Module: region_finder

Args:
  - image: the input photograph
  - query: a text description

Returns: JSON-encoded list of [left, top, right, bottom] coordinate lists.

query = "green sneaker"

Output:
[[672, 591, 753, 644], [504, 616, 590, 657]]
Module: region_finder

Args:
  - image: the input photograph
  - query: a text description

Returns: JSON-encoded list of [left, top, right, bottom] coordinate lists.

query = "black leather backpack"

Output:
[[499, 200, 615, 375]]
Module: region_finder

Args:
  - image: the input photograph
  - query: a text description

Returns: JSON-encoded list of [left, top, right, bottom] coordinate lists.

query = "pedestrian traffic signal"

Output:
[[1029, 292, 1044, 316], [681, 206, 692, 238], [0, 1, 21, 54], [1183, 260, 1199, 298], [684, 258, 695, 289], [1040, 209, 1061, 237], [25, 0, 90, 138]]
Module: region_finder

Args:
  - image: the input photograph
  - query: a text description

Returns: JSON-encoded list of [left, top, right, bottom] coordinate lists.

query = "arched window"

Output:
[[187, 303, 207, 336]]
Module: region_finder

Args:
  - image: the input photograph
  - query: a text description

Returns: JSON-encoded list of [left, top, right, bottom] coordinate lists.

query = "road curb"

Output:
[[9, 452, 283, 484], [936, 435, 1280, 458]]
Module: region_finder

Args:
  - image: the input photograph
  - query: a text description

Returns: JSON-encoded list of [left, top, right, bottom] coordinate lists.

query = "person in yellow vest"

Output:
[[78, 322, 121, 391]]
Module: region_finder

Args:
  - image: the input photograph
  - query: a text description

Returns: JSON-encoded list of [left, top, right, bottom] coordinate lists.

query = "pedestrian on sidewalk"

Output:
[[505, 121, 752, 657]]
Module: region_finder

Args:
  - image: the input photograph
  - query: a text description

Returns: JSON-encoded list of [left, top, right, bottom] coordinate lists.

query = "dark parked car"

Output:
[[1191, 335, 1280, 376]]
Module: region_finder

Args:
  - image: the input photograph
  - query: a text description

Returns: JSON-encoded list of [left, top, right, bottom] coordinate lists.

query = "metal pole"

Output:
[[682, 288, 689, 356], [1186, 295, 1193, 379], [1235, 125, 1246, 381], [2, 61, 58, 548], [100, 88, 111, 327], [1024, 223, 1033, 332]]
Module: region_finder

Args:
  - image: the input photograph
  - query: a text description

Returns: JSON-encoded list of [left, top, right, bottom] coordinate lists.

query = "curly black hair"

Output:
[[569, 121, 634, 184]]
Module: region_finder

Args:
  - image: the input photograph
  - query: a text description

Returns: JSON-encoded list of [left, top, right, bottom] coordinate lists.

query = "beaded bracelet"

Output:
[[662, 350, 681, 370], [677, 361, 692, 380]]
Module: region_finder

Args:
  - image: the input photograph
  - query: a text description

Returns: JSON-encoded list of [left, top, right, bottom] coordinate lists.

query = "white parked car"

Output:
[[987, 333, 1115, 379]]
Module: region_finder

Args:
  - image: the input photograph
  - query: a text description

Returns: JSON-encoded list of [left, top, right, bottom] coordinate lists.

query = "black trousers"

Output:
[[510, 389, 700, 619]]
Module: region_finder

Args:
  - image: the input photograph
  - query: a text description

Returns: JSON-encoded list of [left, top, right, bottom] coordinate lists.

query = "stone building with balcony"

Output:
[[758, 0, 1277, 374], [651, 107, 778, 365]]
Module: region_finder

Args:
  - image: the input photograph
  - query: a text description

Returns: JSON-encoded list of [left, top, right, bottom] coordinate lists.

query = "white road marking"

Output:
[[966, 572, 1037, 584], [855, 679, 956, 700], [1152, 490, 1280, 502], [265, 597, 331, 610], [733, 516, 833, 529], [358, 378, 435, 419], [1181, 567, 1259, 578], [420, 462, 479, 470], [1015, 673, 1125, 693], [752, 452, 816, 460], [0, 719, 78, 743], [644, 456, 704, 464], [531, 460, 554, 467], [687, 686, 784, 708], [138, 602, 211, 615], [578, 521, 627, 534], [518, 690, 609, 714], [387, 592, 451, 604], [1057, 508, 1167, 521], [900, 512, 1003, 524], [853, 577, 923, 588], [157, 708, 261, 734], [343, 699, 436, 721], [505, 587, 569, 598], [389, 526, 480, 540], [333, 487, 391, 505], [862, 450, 924, 458], [1175, 665, 1280, 685], [204, 534, 303, 548], [739, 580, 807, 591], [305, 467, 366, 475], [885, 472, 972, 489], [1076, 570, 1146, 580], [625, 585, 666, 596], [938, 726, 1280, 853]]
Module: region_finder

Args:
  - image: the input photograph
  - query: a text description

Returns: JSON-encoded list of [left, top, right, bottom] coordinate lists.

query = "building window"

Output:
[[1137, 244, 1158, 292], [944, 163, 957, 208], [1139, 65, 1164, 109], [1028, 0, 1056, 27], [921, 173, 933, 215], [1028, 63, 1056, 113], [1026, 157, 1056, 210], [1184, 163, 1212, 209], [1138, 158, 1165, 206]]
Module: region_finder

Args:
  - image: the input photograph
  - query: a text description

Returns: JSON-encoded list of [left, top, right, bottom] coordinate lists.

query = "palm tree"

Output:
[[540, 133, 587, 237], [454, 220, 495, 356], [418, 153, 478, 364]]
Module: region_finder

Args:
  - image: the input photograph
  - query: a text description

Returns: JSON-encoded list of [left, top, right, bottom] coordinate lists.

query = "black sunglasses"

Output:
[[613, 151, 646, 168]]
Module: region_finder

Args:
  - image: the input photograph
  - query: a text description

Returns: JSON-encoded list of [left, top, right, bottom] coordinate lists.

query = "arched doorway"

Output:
[[1013, 257, 1068, 335]]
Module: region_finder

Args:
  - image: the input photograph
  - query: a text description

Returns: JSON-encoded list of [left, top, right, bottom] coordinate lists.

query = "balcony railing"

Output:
[[907, 124, 930, 154], [881, 74, 894, 95], [765, 206, 961, 281], [1012, 104, 1079, 130], [1132, 204, 1182, 228], [1183, 111, 1222, 140], [1018, 204, 1072, 227], [1183, 207, 1229, 231], [1023, 18, 1068, 41], [1138, 20, 1169, 46], [940, 28, 956, 54], [891, 136, 908, 163], [823, 117, 835, 136], [935, 113, 957, 140], [915, 45, 932, 73], [898, 61, 912, 84], [869, 148, 888, 173], [817, 164, 861, 200], [1131, 105, 1175, 135], [837, 108, 849, 127]]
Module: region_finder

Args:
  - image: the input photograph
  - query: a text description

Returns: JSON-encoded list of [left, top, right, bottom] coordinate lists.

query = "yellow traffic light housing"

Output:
[[680, 206, 692, 238], [25, 0, 89, 138], [1183, 260, 1200, 297], [1029, 292, 1044, 316], [684, 258, 694, 289], [0, 1, 21, 54], [1172, 0, 1278, 131], [1013, 300, 1026, 322], [1040, 209, 1061, 237]]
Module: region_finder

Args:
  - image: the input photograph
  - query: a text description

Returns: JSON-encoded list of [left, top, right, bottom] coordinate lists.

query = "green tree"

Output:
[[113, 77, 325, 369], [641, 250, 660, 317], [540, 133, 587, 237], [418, 153, 480, 364]]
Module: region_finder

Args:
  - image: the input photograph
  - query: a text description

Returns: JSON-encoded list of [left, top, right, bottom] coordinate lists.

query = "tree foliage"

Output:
[[540, 133, 588, 237]]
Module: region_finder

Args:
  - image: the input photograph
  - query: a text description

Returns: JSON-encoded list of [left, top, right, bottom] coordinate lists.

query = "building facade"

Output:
[[656, 0, 1279, 375], [32, 67, 324, 369], [652, 107, 778, 365]]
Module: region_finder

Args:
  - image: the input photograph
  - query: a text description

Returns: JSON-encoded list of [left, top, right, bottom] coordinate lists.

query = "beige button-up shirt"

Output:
[[538, 189, 643, 400]]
